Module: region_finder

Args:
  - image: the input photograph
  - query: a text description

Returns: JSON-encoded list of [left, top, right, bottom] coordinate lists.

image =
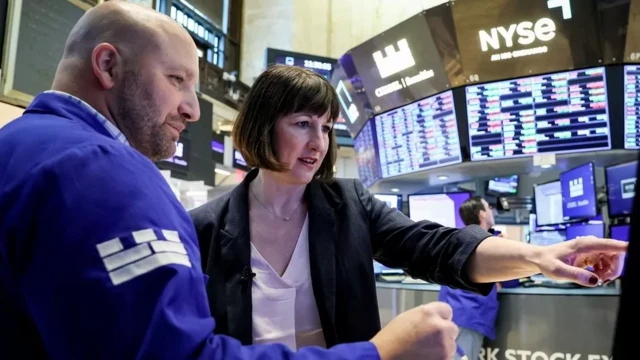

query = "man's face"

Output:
[[480, 199, 495, 228], [113, 31, 200, 161]]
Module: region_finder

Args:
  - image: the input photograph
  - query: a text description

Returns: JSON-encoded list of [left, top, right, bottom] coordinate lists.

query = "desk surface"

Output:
[[375, 281, 620, 296]]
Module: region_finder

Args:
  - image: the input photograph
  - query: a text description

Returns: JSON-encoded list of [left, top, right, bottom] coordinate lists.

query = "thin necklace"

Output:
[[250, 184, 303, 221]]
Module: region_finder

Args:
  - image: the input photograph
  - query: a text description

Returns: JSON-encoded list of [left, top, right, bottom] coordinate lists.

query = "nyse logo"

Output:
[[478, 0, 572, 52], [569, 177, 584, 198], [335, 80, 359, 124], [372, 38, 416, 79], [621, 177, 636, 199]]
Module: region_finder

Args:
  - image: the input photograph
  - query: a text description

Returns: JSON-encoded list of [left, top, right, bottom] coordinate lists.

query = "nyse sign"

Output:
[[372, 38, 436, 98], [477, 0, 573, 62]]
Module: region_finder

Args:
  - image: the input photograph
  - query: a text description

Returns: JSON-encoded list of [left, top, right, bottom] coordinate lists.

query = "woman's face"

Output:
[[272, 112, 333, 185]]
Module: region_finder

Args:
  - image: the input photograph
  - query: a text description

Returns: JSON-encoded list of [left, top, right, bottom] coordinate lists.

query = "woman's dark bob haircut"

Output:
[[232, 64, 339, 183]]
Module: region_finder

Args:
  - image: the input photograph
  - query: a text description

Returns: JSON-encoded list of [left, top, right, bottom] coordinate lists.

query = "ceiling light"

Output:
[[391, 188, 400, 192], [540, 164, 552, 169], [438, 175, 449, 180]]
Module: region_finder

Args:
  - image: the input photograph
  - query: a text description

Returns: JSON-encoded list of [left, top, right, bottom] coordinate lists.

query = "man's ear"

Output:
[[91, 43, 120, 90]]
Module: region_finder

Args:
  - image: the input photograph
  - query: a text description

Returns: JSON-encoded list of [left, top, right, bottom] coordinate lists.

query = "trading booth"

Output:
[[329, 0, 639, 358]]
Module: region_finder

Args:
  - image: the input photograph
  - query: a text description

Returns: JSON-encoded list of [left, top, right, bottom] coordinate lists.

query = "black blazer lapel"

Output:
[[219, 170, 257, 344], [306, 181, 340, 346]]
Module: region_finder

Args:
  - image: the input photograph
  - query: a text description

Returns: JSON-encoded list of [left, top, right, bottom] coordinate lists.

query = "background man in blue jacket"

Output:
[[0, 1, 465, 359], [439, 196, 502, 360]]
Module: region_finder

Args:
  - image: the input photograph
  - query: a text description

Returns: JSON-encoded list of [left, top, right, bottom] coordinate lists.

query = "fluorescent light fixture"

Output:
[[438, 175, 449, 180], [215, 168, 231, 176], [391, 188, 400, 192]]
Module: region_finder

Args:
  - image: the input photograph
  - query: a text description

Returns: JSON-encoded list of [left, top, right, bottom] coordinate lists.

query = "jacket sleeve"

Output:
[[15, 144, 379, 360], [353, 180, 494, 295]]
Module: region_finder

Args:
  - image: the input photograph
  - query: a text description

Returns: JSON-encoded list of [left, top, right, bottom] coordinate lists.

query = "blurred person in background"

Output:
[[439, 196, 503, 360], [190, 65, 627, 353]]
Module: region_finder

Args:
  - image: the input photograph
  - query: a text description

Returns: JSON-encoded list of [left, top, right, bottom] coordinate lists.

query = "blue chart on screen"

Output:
[[353, 120, 381, 187], [566, 223, 605, 240], [623, 65, 640, 149], [374, 90, 462, 178], [467, 67, 611, 160], [606, 161, 638, 217], [560, 163, 597, 220]]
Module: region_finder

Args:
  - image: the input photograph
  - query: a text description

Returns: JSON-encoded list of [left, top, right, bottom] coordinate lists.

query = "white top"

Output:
[[250, 214, 326, 350]]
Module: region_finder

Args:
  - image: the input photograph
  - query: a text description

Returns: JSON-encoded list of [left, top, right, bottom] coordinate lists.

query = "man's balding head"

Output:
[[53, 0, 201, 161]]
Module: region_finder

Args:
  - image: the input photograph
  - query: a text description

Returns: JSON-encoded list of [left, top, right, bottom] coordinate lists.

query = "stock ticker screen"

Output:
[[375, 90, 462, 178], [623, 65, 640, 149], [467, 67, 611, 161], [353, 120, 381, 187]]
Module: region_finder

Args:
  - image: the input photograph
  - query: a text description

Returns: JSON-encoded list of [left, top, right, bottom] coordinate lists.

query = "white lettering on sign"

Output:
[[304, 59, 332, 71], [372, 38, 416, 78], [479, 18, 556, 52], [373, 69, 435, 98], [481, 347, 612, 360]]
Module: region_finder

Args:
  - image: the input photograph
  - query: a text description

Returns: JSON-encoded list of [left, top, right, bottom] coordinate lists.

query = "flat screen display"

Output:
[[211, 131, 225, 163], [623, 65, 640, 149], [611, 224, 631, 242], [266, 48, 336, 80], [374, 90, 462, 178], [353, 120, 381, 188], [408, 192, 471, 228], [606, 160, 638, 218], [330, 58, 373, 138], [467, 67, 611, 161], [487, 175, 519, 195], [373, 194, 403, 211], [565, 223, 605, 240], [160, 138, 190, 170], [534, 180, 564, 227], [232, 149, 250, 171], [560, 162, 598, 220], [452, 0, 602, 84], [349, 11, 450, 114]]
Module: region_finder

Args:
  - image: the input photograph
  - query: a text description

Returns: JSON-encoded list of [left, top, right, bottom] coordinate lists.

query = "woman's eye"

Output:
[[322, 125, 332, 133], [296, 121, 310, 128]]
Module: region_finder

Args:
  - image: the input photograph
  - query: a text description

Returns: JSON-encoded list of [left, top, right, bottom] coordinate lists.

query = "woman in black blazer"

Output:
[[189, 65, 626, 354]]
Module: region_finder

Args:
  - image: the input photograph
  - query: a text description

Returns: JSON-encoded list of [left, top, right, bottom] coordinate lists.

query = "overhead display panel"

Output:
[[331, 55, 374, 138], [623, 65, 640, 149], [467, 67, 611, 161], [624, 0, 640, 62], [266, 48, 336, 80], [349, 11, 451, 114], [353, 120, 381, 188], [452, 0, 602, 84], [375, 90, 462, 178]]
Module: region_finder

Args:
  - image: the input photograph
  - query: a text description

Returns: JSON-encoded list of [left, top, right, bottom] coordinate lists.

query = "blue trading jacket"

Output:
[[0, 92, 378, 360]]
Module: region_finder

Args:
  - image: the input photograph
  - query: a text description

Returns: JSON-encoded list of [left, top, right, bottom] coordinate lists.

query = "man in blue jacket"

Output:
[[439, 196, 502, 360], [0, 1, 462, 359]]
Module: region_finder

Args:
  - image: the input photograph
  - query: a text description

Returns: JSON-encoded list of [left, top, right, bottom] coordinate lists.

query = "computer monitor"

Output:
[[612, 157, 639, 358], [487, 175, 519, 195], [534, 180, 564, 227], [606, 160, 638, 218], [610, 224, 631, 242], [408, 192, 471, 229], [373, 194, 402, 212], [565, 223, 605, 241], [560, 162, 598, 221]]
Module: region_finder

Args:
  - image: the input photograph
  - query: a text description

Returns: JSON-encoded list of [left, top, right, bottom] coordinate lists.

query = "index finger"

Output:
[[573, 237, 628, 253]]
